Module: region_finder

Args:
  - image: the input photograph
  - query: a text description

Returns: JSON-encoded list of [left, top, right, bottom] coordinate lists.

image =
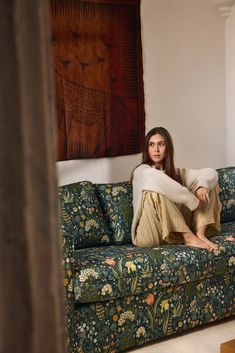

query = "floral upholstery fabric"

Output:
[[63, 224, 235, 353], [72, 223, 235, 304], [59, 181, 112, 249], [62, 229, 76, 351], [61, 167, 235, 353], [73, 273, 234, 353], [95, 182, 133, 244], [218, 167, 235, 223]]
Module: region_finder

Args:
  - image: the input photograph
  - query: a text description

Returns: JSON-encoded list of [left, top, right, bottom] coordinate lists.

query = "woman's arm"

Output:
[[133, 164, 199, 211], [182, 168, 218, 193]]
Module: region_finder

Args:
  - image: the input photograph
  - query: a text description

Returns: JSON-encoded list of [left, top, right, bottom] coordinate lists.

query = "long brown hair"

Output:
[[141, 127, 182, 184]]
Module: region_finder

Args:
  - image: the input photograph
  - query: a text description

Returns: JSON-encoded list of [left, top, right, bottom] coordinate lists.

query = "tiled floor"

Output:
[[126, 317, 235, 353]]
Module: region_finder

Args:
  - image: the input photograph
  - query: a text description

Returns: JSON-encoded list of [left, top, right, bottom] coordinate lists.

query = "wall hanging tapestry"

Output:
[[51, 0, 145, 160]]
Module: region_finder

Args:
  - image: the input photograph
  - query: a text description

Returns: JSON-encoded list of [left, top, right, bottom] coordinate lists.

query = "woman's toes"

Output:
[[196, 234, 219, 251]]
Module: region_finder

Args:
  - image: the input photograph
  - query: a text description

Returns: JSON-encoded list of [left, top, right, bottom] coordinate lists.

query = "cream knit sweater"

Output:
[[131, 164, 218, 243]]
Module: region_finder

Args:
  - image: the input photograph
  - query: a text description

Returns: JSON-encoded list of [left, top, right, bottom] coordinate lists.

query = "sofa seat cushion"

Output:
[[73, 223, 235, 304]]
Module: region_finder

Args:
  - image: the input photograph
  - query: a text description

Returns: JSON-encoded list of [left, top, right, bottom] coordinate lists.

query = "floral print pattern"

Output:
[[59, 181, 112, 249], [72, 225, 235, 304], [61, 168, 235, 353], [218, 167, 235, 223], [72, 272, 235, 353], [95, 182, 133, 244]]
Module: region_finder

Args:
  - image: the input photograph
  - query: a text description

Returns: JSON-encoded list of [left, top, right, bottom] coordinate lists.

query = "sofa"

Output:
[[59, 166, 235, 353]]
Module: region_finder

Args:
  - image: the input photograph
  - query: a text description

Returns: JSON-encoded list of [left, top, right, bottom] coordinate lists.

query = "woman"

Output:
[[131, 127, 222, 251]]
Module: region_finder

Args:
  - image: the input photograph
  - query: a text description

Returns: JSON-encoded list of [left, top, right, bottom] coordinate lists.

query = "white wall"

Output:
[[225, 4, 235, 166], [57, 154, 141, 185], [57, 0, 226, 186], [141, 0, 226, 169]]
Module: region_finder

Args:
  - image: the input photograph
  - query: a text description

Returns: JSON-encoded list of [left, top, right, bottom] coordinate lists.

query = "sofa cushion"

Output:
[[95, 181, 133, 244], [59, 181, 112, 249], [72, 222, 235, 304], [218, 167, 235, 223]]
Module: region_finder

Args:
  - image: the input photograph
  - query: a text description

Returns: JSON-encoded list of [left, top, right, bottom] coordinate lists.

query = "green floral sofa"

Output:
[[59, 166, 235, 353]]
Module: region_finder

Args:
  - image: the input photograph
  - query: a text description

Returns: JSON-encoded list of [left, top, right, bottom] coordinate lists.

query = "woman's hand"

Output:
[[195, 187, 209, 207]]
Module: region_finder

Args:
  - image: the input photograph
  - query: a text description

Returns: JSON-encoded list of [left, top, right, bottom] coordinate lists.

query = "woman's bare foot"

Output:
[[196, 233, 219, 251], [182, 232, 210, 250], [196, 224, 219, 251]]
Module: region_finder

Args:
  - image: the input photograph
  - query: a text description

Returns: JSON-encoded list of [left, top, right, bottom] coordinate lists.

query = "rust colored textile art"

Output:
[[51, 0, 145, 160]]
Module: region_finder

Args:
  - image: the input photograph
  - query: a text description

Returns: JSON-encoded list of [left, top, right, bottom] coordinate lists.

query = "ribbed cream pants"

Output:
[[135, 188, 221, 247]]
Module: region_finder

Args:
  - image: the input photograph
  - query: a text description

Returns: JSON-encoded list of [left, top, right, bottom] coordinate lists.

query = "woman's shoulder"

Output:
[[135, 163, 159, 173], [136, 163, 152, 170], [132, 164, 150, 177], [133, 164, 164, 179]]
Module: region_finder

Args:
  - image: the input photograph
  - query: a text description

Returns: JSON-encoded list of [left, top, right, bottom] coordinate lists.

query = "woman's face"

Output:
[[148, 133, 167, 168]]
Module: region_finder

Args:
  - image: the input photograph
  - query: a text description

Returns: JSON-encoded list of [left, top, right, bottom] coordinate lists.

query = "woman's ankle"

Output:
[[196, 225, 207, 238], [182, 231, 195, 241]]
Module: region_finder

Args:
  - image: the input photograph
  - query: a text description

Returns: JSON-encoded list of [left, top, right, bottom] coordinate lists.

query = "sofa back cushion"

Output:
[[95, 181, 133, 244], [218, 167, 235, 223], [59, 181, 112, 249]]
